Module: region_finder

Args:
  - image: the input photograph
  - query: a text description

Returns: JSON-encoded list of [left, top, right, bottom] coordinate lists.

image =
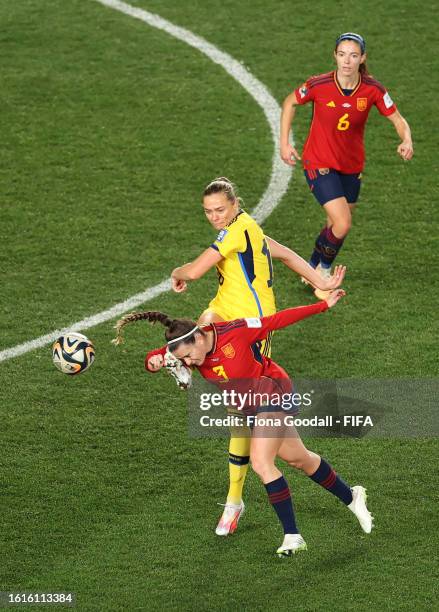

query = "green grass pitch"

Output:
[[0, 1, 437, 610]]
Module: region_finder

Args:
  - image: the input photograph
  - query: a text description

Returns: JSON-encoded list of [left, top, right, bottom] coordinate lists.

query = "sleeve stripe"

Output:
[[308, 77, 333, 90], [210, 243, 219, 251], [216, 320, 247, 336], [363, 77, 386, 94], [309, 71, 333, 82], [308, 72, 333, 85]]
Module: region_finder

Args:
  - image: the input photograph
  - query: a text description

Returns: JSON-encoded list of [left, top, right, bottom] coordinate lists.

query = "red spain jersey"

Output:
[[294, 71, 397, 173], [146, 302, 328, 409]]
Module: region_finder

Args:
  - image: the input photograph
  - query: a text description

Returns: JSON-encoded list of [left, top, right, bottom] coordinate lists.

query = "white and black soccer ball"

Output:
[[52, 332, 95, 375]]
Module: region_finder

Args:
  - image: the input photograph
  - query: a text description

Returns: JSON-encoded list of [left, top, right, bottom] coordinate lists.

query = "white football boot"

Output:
[[314, 264, 333, 301], [348, 485, 374, 533], [215, 501, 245, 536], [164, 349, 192, 389], [276, 533, 307, 557]]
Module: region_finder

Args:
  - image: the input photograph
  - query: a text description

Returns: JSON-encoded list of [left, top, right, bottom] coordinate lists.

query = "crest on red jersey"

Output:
[[221, 343, 235, 359], [357, 97, 368, 111]]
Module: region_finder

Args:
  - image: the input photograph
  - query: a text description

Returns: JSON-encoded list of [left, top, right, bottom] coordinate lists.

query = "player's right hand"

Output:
[[147, 354, 164, 371], [171, 277, 187, 293], [324, 289, 346, 308], [280, 143, 301, 166]]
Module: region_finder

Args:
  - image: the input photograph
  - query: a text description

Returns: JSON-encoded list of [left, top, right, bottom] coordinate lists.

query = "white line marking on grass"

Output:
[[0, 0, 293, 363], [0, 280, 171, 362]]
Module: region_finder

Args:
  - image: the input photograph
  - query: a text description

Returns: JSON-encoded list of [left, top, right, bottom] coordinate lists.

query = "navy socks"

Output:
[[265, 475, 299, 534], [310, 458, 353, 505]]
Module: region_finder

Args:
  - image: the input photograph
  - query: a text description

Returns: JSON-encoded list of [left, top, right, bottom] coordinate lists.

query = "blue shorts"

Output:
[[305, 169, 362, 206]]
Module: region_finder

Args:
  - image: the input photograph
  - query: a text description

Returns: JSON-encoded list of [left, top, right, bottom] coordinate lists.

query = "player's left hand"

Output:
[[322, 265, 346, 290], [324, 288, 346, 308], [397, 141, 413, 161]]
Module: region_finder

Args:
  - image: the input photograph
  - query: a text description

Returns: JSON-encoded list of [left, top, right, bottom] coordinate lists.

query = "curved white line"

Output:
[[0, 0, 293, 363]]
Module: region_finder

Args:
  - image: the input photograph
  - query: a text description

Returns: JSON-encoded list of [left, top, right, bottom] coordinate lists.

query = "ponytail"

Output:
[[112, 311, 199, 348], [359, 62, 369, 76]]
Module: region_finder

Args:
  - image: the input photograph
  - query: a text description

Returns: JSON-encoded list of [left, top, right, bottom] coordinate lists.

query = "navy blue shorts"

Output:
[[305, 169, 362, 206]]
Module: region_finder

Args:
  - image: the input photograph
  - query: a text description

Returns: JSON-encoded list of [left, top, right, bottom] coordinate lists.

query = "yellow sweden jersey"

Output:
[[208, 210, 276, 321]]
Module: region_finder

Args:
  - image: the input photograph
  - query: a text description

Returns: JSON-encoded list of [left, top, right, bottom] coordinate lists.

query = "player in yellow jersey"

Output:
[[166, 177, 345, 536], [205, 206, 276, 327]]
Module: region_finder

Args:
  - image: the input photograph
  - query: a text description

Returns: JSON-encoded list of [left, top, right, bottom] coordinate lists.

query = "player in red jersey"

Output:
[[280, 32, 413, 299], [145, 178, 346, 539], [112, 291, 374, 557]]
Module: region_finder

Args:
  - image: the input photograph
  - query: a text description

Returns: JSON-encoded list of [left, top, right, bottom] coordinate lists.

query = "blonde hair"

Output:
[[203, 177, 243, 206]]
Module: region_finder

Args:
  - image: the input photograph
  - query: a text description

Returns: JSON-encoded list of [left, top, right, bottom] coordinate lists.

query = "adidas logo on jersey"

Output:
[[326, 101, 336, 107]]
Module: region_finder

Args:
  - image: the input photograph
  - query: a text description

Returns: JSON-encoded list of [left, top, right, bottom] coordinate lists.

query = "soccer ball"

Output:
[[52, 332, 95, 375]]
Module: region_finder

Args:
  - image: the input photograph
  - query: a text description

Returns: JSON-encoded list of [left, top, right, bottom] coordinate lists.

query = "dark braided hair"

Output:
[[112, 311, 201, 348]]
